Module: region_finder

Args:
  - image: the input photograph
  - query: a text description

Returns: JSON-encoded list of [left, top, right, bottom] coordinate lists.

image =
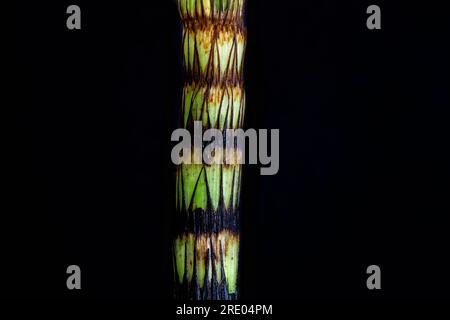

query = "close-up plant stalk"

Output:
[[173, 0, 247, 300]]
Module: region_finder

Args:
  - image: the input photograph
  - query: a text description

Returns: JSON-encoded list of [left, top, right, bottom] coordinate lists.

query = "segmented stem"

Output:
[[174, 0, 246, 300]]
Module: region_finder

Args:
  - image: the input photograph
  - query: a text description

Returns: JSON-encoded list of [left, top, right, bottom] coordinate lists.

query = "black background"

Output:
[[11, 1, 450, 301]]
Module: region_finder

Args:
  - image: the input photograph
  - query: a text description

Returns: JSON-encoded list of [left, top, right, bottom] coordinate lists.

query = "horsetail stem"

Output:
[[173, 0, 246, 300]]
